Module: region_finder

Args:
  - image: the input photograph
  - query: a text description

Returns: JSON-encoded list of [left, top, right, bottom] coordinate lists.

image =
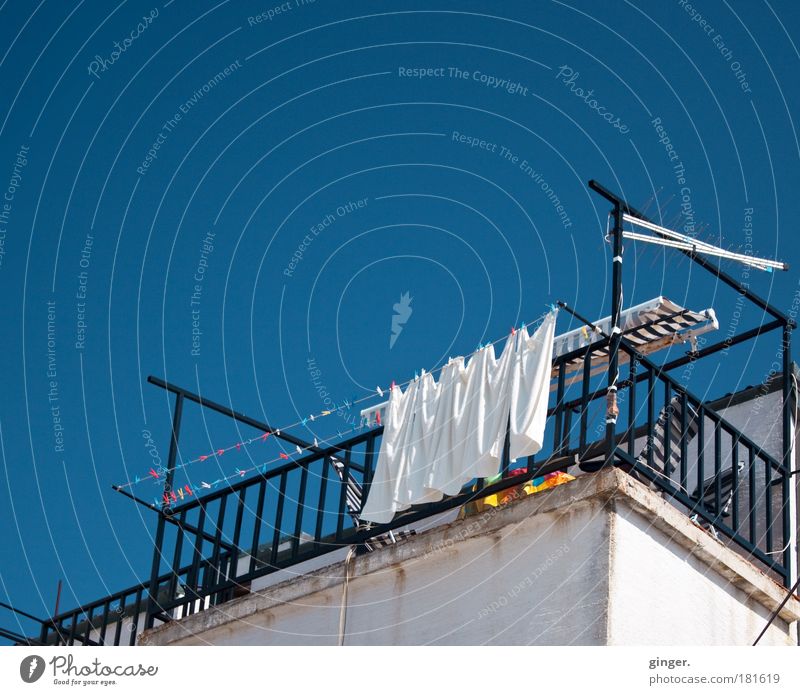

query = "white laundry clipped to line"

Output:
[[359, 311, 557, 524]]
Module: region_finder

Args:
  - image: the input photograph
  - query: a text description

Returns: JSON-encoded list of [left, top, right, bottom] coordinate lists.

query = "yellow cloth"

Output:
[[460, 471, 575, 517]]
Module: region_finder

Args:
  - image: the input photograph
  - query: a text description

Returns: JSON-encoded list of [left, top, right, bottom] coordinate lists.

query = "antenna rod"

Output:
[[622, 215, 787, 271], [588, 180, 796, 328]]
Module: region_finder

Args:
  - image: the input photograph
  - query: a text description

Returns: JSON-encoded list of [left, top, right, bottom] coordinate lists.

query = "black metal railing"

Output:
[[38, 573, 156, 646], [4, 180, 795, 647], [34, 553, 238, 646], [8, 331, 791, 647], [595, 338, 791, 581], [134, 337, 791, 634]]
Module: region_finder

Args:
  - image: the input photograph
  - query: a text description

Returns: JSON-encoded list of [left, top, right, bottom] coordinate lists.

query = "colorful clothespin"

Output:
[[199, 454, 208, 461], [261, 432, 269, 442], [177, 488, 184, 500], [302, 417, 307, 426], [135, 475, 141, 484], [217, 449, 224, 456], [375, 410, 381, 426], [236, 442, 241, 450], [310, 413, 315, 421], [170, 491, 177, 502], [162, 494, 170, 505], [149, 468, 159, 480], [511, 326, 516, 336], [185, 485, 193, 496], [201, 481, 211, 489], [276, 429, 281, 435], [313, 438, 319, 448], [581, 326, 590, 342], [236, 468, 245, 478], [321, 410, 331, 416], [279, 452, 289, 460], [295, 445, 303, 455], [377, 386, 383, 397]]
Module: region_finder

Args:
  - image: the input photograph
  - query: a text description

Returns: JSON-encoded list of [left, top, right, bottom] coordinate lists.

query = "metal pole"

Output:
[[53, 580, 62, 616], [605, 203, 624, 465], [163, 392, 184, 511], [145, 514, 166, 630], [147, 391, 183, 630], [781, 326, 796, 593], [148, 376, 321, 453], [0, 600, 47, 625], [112, 485, 236, 551]]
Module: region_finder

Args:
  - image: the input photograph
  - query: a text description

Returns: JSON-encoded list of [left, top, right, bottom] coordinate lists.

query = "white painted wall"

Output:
[[608, 504, 792, 646], [140, 470, 800, 646]]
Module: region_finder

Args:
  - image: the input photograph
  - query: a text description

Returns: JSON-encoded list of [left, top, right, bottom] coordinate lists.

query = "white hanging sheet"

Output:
[[448, 332, 516, 483], [360, 312, 557, 524], [424, 356, 467, 497], [403, 371, 445, 506], [510, 312, 557, 459], [358, 377, 417, 524]]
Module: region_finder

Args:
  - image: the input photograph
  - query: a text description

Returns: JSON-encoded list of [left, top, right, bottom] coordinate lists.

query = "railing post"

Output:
[[781, 323, 795, 590], [145, 513, 166, 630], [605, 202, 624, 465], [38, 621, 49, 646], [163, 392, 184, 508], [146, 391, 183, 630]]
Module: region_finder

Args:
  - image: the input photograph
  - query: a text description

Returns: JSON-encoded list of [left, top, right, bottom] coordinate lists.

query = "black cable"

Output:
[[752, 573, 800, 645]]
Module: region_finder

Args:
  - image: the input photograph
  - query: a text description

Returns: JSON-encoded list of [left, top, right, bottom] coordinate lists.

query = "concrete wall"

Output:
[[609, 503, 792, 645], [140, 469, 799, 646]]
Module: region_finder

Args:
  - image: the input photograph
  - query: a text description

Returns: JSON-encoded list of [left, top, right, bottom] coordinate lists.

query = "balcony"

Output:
[[3, 181, 796, 647]]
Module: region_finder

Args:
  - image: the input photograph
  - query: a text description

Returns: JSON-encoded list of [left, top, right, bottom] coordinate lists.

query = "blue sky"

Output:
[[1, 0, 799, 635]]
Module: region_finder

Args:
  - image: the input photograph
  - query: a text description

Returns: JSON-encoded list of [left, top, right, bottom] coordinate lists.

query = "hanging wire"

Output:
[[117, 306, 558, 491]]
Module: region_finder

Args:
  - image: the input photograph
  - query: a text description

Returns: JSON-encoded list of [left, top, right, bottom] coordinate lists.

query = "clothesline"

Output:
[[360, 311, 559, 523], [115, 306, 559, 492], [361, 306, 557, 421]]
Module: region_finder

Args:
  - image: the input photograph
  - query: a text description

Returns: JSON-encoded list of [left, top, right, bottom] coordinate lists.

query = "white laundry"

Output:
[[402, 371, 444, 506], [509, 312, 557, 460], [359, 377, 418, 524], [360, 311, 557, 524], [424, 356, 467, 497], [448, 334, 516, 483]]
